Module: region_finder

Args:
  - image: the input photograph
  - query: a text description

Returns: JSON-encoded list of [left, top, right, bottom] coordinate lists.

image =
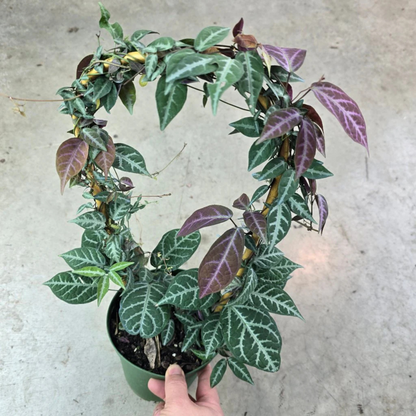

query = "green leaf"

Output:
[[210, 358, 228, 387], [208, 55, 244, 115], [230, 116, 264, 138], [250, 284, 303, 319], [221, 305, 281, 372], [228, 268, 258, 307], [73, 266, 105, 278], [110, 261, 134, 272], [235, 51, 264, 114], [81, 229, 107, 248], [156, 76, 188, 130], [228, 358, 254, 385], [302, 159, 333, 179], [69, 211, 106, 230], [109, 194, 131, 221], [113, 143, 151, 176], [161, 319, 175, 345], [131, 29, 157, 42], [97, 274, 110, 306], [101, 82, 118, 113], [44, 271, 98, 304], [253, 245, 283, 269], [108, 270, 125, 288], [166, 53, 216, 84], [93, 76, 113, 101], [195, 26, 230, 52], [138, 267, 154, 283], [98, 3, 123, 40], [143, 36, 175, 53], [60, 247, 106, 270], [144, 53, 159, 80], [270, 66, 304, 83], [119, 282, 170, 337], [158, 269, 219, 309], [251, 185, 269, 204], [72, 97, 87, 116], [80, 126, 108, 151], [151, 229, 201, 271], [76, 202, 94, 215], [119, 82, 136, 115], [191, 349, 217, 362], [201, 315, 223, 356], [104, 234, 122, 263], [181, 325, 200, 352], [174, 312, 198, 328], [288, 194, 316, 223], [267, 202, 291, 246], [276, 169, 298, 204], [253, 157, 286, 181]]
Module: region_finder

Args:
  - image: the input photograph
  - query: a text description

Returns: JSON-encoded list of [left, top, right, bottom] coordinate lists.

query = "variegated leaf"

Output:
[[228, 267, 258, 307], [232, 193, 250, 211], [109, 194, 131, 221], [198, 228, 245, 298], [262, 44, 306, 73], [97, 274, 110, 306], [243, 211, 267, 242], [44, 271, 98, 304], [81, 230, 107, 248], [311, 82, 368, 150], [119, 282, 170, 338], [73, 266, 105, 278], [144, 36, 175, 53], [253, 245, 283, 269], [166, 53, 217, 83], [315, 124, 326, 157], [295, 118, 317, 178], [108, 270, 125, 288], [158, 269, 219, 310], [178, 205, 233, 237], [253, 157, 286, 181], [194, 26, 230, 51], [288, 194, 316, 223], [248, 140, 275, 171], [113, 143, 151, 176], [256, 257, 302, 284], [230, 116, 264, 138], [228, 358, 254, 384], [201, 314, 223, 356], [302, 160, 333, 179], [315, 194, 329, 234], [80, 127, 107, 151], [210, 358, 228, 388], [95, 136, 116, 179], [56, 138, 89, 194], [267, 202, 291, 246], [161, 319, 175, 345], [257, 108, 302, 144], [276, 169, 298, 205], [104, 234, 122, 262], [221, 305, 281, 372], [109, 261, 134, 272], [251, 185, 269, 204], [181, 325, 200, 352], [69, 211, 106, 230], [60, 247, 106, 270]]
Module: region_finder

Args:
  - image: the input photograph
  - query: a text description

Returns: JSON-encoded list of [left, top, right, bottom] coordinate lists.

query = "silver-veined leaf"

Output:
[[210, 358, 228, 388], [267, 202, 291, 246], [113, 143, 151, 176], [248, 140, 275, 171], [108, 270, 125, 288], [181, 325, 200, 352], [97, 274, 110, 306], [276, 169, 298, 205], [201, 314, 223, 356], [262, 44, 306, 73], [253, 245, 283, 269], [228, 358, 254, 385], [243, 211, 267, 242], [144, 36, 175, 53], [93, 77, 113, 101], [73, 266, 105, 278], [81, 229, 107, 248], [251, 185, 269, 204], [166, 53, 217, 83], [60, 247, 106, 270], [194, 26, 230, 51], [104, 234, 122, 263], [295, 117, 317, 178], [228, 267, 258, 307], [288, 194, 316, 223], [302, 160, 333, 179], [161, 319, 175, 345], [315, 194, 328, 234], [110, 261, 134, 272], [253, 157, 286, 181], [232, 193, 250, 211], [230, 116, 264, 138], [95, 136, 116, 179], [69, 211, 106, 231], [109, 194, 131, 221], [80, 126, 107, 151]]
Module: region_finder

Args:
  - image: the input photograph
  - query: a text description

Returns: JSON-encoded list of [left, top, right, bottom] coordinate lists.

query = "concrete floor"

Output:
[[1, 0, 415, 415]]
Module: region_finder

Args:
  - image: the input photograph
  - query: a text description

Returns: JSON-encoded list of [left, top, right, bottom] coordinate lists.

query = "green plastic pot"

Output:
[[107, 290, 208, 402]]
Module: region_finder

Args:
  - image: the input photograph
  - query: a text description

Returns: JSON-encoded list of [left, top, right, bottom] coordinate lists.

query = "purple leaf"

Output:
[[243, 211, 267, 242], [295, 118, 317, 178], [95, 136, 116, 179], [56, 138, 89, 194], [233, 193, 250, 211], [178, 205, 233, 237], [119, 177, 134, 191], [311, 82, 368, 151], [257, 108, 302, 144], [315, 194, 328, 234], [299, 177, 310, 194], [309, 179, 317, 195], [198, 228, 245, 298], [314, 124, 326, 157], [286, 83, 293, 100], [76, 54, 94, 79], [303, 104, 324, 132], [262, 44, 307, 73], [232, 18, 244, 37]]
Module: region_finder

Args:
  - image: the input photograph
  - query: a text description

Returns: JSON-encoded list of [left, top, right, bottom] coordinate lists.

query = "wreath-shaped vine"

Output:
[[44, 4, 368, 387]]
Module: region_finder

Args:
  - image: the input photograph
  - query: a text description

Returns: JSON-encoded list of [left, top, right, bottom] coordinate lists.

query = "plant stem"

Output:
[[151, 143, 188, 176], [131, 193, 172, 198], [0, 92, 83, 103]]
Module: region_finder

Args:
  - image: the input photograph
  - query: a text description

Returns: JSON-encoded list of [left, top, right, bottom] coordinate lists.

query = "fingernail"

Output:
[[167, 364, 183, 376]]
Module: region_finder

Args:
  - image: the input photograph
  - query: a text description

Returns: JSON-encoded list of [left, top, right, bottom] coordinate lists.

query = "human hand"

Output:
[[148, 363, 224, 416]]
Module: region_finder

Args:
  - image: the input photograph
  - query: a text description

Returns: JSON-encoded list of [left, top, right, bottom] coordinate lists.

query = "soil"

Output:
[[109, 295, 202, 375]]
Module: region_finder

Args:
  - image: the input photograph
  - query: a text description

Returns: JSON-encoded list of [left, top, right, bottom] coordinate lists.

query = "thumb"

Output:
[[164, 364, 189, 404]]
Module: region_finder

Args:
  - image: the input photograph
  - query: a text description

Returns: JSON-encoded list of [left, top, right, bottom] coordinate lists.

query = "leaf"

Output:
[[161, 319, 175, 345], [267, 202, 291, 246], [250, 284, 303, 319], [113, 143, 151, 176], [228, 358, 254, 385], [60, 247, 107, 270], [235, 51, 264, 114], [243, 211, 267, 241], [156, 76, 188, 130], [311, 82, 368, 151], [256, 257, 302, 284], [95, 136, 116, 179], [181, 325, 200, 352], [251, 185, 269, 204], [315, 125, 326, 158], [315, 194, 329, 234], [138, 267, 154, 283], [201, 315, 223, 356], [221, 305, 281, 372], [232, 18, 244, 37], [302, 159, 333, 179], [44, 271, 98, 304], [80, 126, 107, 151], [198, 228, 245, 298], [194, 26, 230, 51], [97, 274, 110, 306], [270, 66, 304, 83], [56, 138, 89, 194], [253, 245, 283, 269], [104, 234, 122, 262], [253, 157, 286, 181], [73, 266, 105, 278], [228, 267, 258, 307], [158, 269, 219, 310], [262, 44, 306, 73], [131, 29, 158, 42], [109, 194, 131, 221], [81, 229, 106, 248], [295, 118, 317, 178], [119, 82, 136, 115], [93, 76, 113, 101], [101, 83, 118, 113], [230, 116, 264, 138], [110, 261, 134, 272], [174, 312, 198, 328], [151, 229, 201, 271], [256, 108, 302, 144], [208, 55, 244, 115], [108, 270, 125, 288], [247, 140, 275, 171], [69, 211, 106, 230], [76, 202, 94, 215], [119, 282, 170, 337], [288, 194, 316, 223], [178, 205, 233, 237], [303, 104, 323, 131], [232, 193, 250, 211], [144, 36, 175, 53], [166, 53, 217, 83], [276, 169, 298, 205], [210, 359, 228, 388]]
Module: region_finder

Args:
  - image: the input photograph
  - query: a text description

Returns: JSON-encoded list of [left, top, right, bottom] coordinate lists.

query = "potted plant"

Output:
[[44, 3, 368, 401]]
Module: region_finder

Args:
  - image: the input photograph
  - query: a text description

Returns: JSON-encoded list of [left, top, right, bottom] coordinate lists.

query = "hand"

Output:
[[148, 363, 224, 416]]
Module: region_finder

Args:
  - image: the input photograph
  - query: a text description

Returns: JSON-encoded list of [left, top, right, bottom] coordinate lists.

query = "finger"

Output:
[[164, 364, 189, 404], [148, 378, 166, 400], [196, 364, 221, 405], [153, 402, 165, 416]]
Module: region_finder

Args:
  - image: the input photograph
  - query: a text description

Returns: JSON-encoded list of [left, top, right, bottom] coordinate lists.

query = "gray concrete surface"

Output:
[[1, 0, 415, 415]]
